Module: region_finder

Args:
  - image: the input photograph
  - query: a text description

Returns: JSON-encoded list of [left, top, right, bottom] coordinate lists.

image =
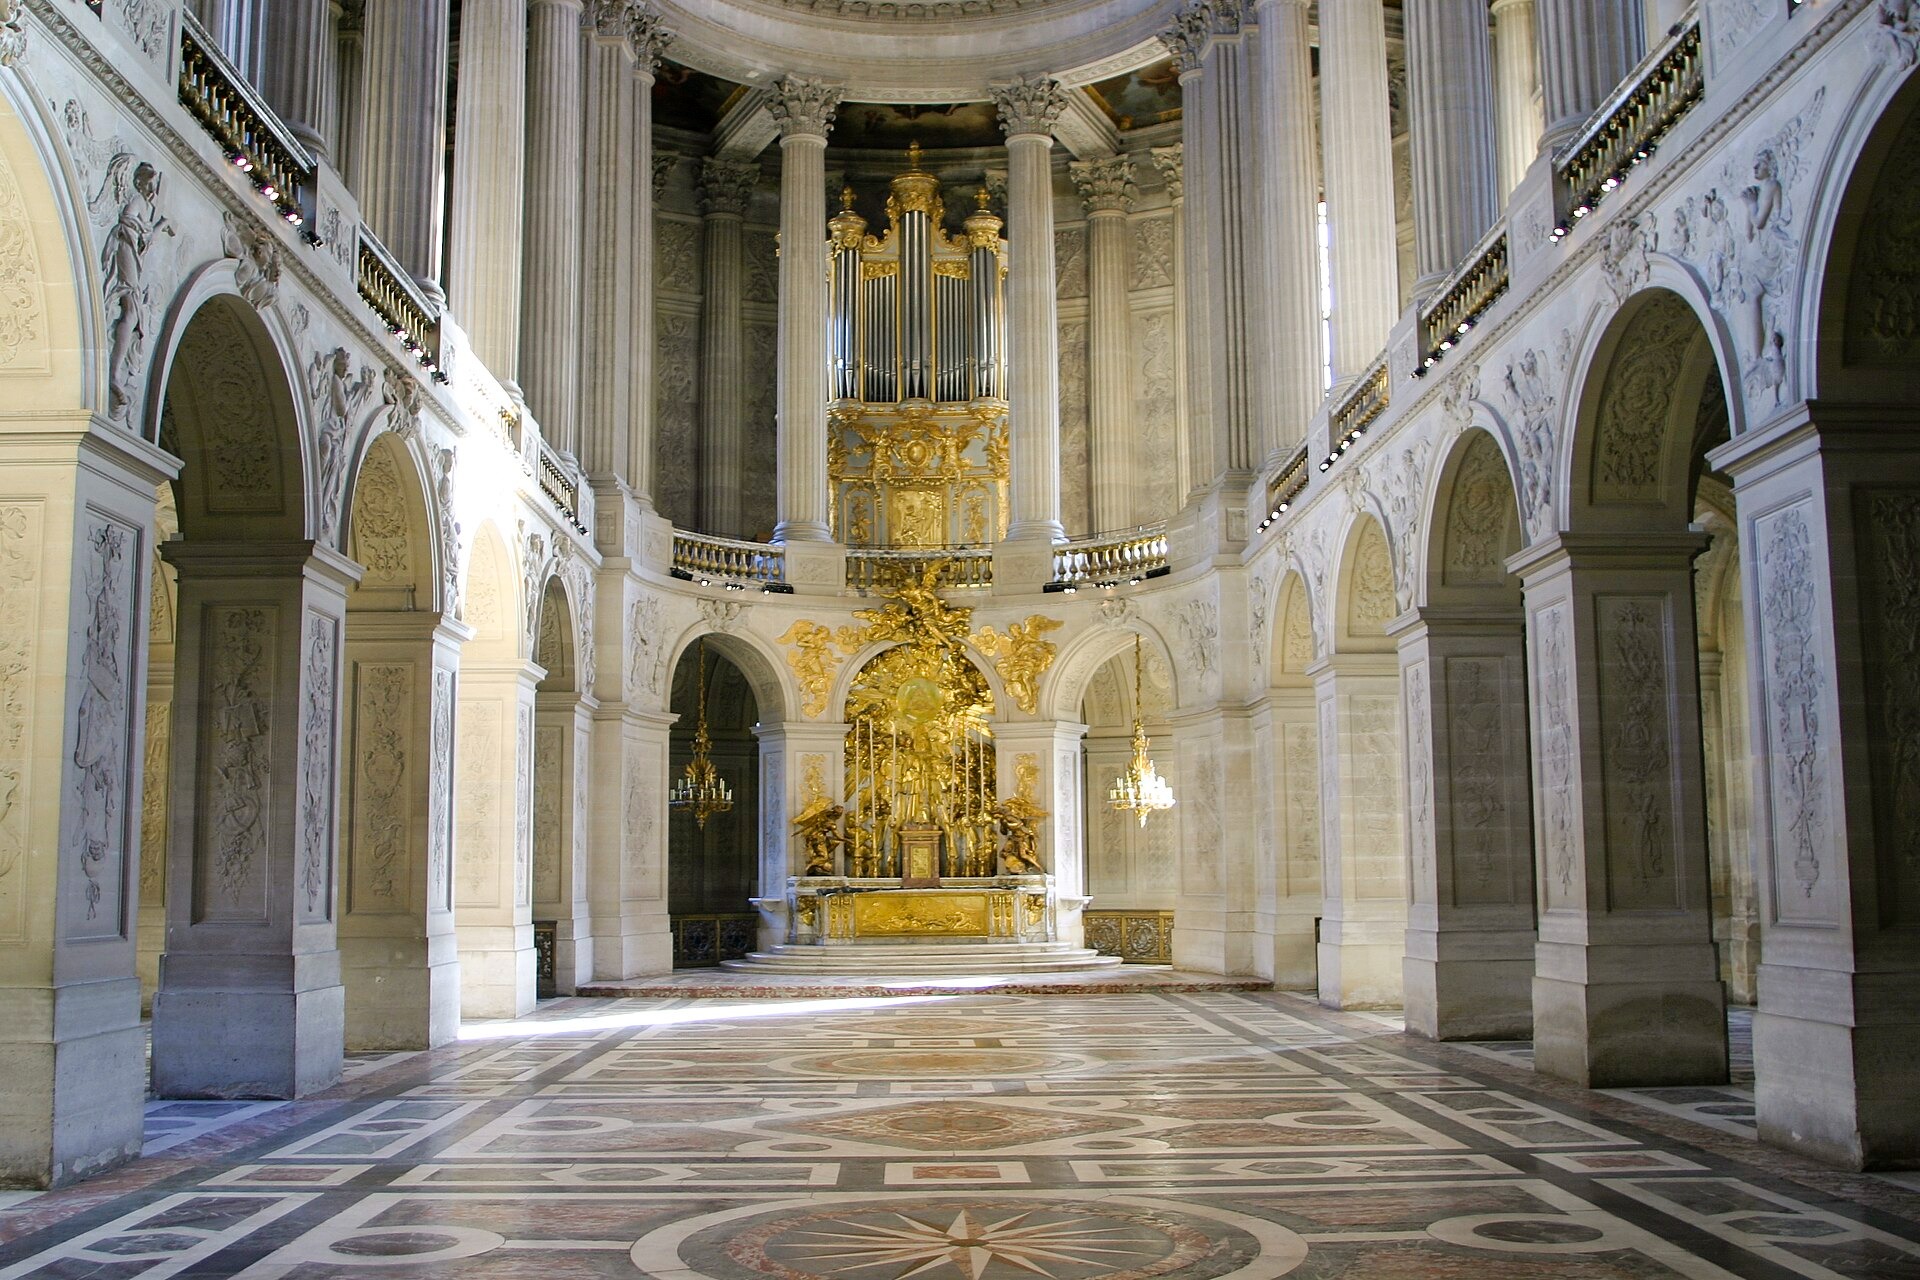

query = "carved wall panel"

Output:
[[0, 502, 38, 942], [170, 305, 283, 515], [533, 723, 563, 905], [1055, 225, 1087, 299], [429, 667, 454, 913], [1058, 318, 1090, 535], [655, 217, 702, 297], [1445, 656, 1515, 905], [1536, 603, 1577, 909], [743, 321, 779, 541], [63, 516, 137, 937], [1281, 719, 1321, 896], [1130, 214, 1173, 290], [348, 662, 411, 913], [626, 739, 663, 899], [1181, 739, 1222, 895], [1347, 520, 1395, 638], [1595, 595, 1680, 910], [299, 614, 339, 923], [196, 604, 275, 921], [1754, 504, 1828, 917], [139, 697, 169, 909], [0, 141, 50, 373], [1843, 102, 1920, 366], [654, 309, 700, 528], [455, 701, 501, 908], [1132, 309, 1178, 522], [1056, 748, 1079, 874], [515, 703, 533, 908], [1350, 693, 1403, 899], [1856, 489, 1920, 926], [1444, 432, 1517, 587], [1591, 293, 1695, 505], [348, 445, 413, 588], [744, 227, 778, 304], [1405, 663, 1433, 901]]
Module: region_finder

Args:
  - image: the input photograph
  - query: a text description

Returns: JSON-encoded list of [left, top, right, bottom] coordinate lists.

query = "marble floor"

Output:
[[2, 990, 1918, 1278]]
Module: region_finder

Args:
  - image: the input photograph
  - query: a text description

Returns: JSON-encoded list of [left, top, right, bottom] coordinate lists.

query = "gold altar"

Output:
[[783, 875, 1058, 945]]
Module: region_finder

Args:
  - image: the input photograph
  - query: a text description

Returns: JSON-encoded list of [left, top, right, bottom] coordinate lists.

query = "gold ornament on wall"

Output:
[[776, 619, 862, 718], [969, 615, 1063, 715]]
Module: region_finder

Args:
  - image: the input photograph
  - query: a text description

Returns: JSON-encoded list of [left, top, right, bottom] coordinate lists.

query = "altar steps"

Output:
[[721, 940, 1123, 976]]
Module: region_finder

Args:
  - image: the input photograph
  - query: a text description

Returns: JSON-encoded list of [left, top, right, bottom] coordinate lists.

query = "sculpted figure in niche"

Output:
[[94, 157, 174, 429], [793, 795, 845, 876]]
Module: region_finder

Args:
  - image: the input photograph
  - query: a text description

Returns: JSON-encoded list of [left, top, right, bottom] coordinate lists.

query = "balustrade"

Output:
[[1555, 22, 1704, 233], [1051, 527, 1170, 590], [1418, 228, 1509, 372], [672, 531, 788, 589], [178, 12, 315, 232], [846, 547, 995, 593], [356, 227, 447, 381]]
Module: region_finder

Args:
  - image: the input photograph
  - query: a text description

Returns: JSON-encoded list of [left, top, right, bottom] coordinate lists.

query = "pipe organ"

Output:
[[828, 145, 1010, 548]]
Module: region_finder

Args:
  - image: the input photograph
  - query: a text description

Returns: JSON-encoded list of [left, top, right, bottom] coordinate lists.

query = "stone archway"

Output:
[[666, 640, 761, 967], [1078, 637, 1176, 965]]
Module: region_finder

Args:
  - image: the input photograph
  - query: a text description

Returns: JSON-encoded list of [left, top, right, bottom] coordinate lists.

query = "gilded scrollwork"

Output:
[[968, 615, 1062, 716]]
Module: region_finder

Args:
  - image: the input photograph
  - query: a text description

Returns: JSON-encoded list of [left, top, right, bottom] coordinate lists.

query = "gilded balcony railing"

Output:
[[356, 227, 446, 380], [1262, 447, 1311, 531], [1555, 22, 1704, 233], [1052, 526, 1169, 590], [672, 531, 787, 588], [537, 443, 585, 534], [1418, 229, 1508, 371], [1319, 357, 1390, 473], [177, 13, 314, 231], [846, 546, 995, 592]]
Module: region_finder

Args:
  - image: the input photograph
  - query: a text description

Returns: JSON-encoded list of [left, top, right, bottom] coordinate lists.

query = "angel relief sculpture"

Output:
[[792, 794, 846, 876], [92, 155, 174, 430]]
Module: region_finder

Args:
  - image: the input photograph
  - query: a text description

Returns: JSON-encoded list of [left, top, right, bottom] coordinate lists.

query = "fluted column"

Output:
[[628, 13, 670, 507], [1070, 156, 1135, 534], [1404, 0, 1499, 293], [1150, 145, 1192, 506], [1490, 0, 1544, 201], [447, 0, 527, 387], [1536, 0, 1645, 151], [356, 0, 451, 299], [1318, 0, 1402, 383], [698, 159, 758, 537], [771, 76, 842, 543], [1249, 0, 1323, 462], [520, 0, 585, 456], [580, 2, 638, 484], [993, 75, 1070, 544], [251, 0, 335, 161]]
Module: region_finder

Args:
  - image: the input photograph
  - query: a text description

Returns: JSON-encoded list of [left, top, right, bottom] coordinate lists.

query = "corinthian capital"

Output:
[[770, 75, 844, 140], [699, 157, 760, 216], [990, 74, 1068, 141], [628, 4, 673, 74], [1069, 155, 1135, 214], [1149, 144, 1183, 202], [1158, 0, 1244, 75]]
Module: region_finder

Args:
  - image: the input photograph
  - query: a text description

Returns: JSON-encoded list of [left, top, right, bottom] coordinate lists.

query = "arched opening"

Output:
[[666, 638, 760, 967], [1401, 427, 1536, 1040], [1259, 572, 1321, 988], [1079, 637, 1176, 964], [532, 575, 592, 994]]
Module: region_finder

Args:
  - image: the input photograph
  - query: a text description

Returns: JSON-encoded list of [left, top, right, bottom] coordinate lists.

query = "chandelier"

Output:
[[669, 637, 734, 830], [1108, 633, 1175, 827]]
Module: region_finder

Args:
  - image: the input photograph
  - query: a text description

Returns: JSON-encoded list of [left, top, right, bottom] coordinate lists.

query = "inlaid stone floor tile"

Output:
[[0, 989, 1915, 1278]]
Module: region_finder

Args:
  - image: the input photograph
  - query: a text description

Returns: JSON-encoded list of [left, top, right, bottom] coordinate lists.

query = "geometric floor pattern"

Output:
[[2, 990, 1918, 1278]]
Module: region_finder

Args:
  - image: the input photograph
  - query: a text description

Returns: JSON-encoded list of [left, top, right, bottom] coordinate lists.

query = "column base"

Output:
[[1260, 917, 1318, 989], [1531, 974, 1727, 1088], [459, 924, 537, 1020], [1317, 935, 1405, 1009], [0, 980, 145, 1188], [1754, 966, 1920, 1170], [1403, 927, 1535, 1040], [553, 916, 595, 995], [590, 906, 673, 980], [152, 972, 345, 1099], [342, 932, 461, 1050]]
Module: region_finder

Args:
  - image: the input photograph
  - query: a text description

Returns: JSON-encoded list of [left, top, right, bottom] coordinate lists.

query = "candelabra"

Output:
[[1108, 633, 1175, 827], [670, 637, 734, 830]]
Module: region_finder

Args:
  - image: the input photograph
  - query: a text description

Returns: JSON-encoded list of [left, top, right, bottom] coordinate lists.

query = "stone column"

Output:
[[698, 158, 759, 537], [1317, 0, 1402, 385], [338, 615, 466, 1049], [1490, 0, 1545, 202], [1069, 156, 1136, 534], [1403, 0, 1500, 294], [152, 543, 360, 1098], [1535, 0, 1645, 151], [520, 0, 585, 457], [1713, 406, 1920, 1168], [1512, 534, 1728, 1087], [0, 429, 168, 1186], [1310, 654, 1408, 1007], [454, 661, 540, 1018], [1248, 0, 1323, 462], [251, 0, 336, 161], [1394, 610, 1537, 1040], [580, 2, 637, 486], [446, 0, 527, 387], [992, 75, 1070, 544], [770, 76, 842, 544], [356, 0, 451, 298], [1149, 145, 1192, 505], [627, 15, 670, 507]]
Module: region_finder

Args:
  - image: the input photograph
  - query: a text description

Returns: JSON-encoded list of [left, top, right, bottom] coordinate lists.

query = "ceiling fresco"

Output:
[[1084, 57, 1181, 130]]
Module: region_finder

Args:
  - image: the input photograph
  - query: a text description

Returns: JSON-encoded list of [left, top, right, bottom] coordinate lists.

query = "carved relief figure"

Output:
[[969, 614, 1063, 716], [1873, 0, 1920, 70], [91, 155, 174, 429], [1503, 348, 1556, 535], [221, 212, 281, 311], [793, 795, 846, 876], [72, 522, 130, 919], [310, 348, 377, 547]]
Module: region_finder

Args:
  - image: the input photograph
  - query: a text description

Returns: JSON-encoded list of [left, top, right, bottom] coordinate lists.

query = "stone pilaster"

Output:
[[251, 0, 335, 161], [1713, 406, 1920, 1168], [770, 75, 843, 544], [995, 722, 1091, 947], [355, 0, 451, 298], [1403, 0, 1500, 293], [1394, 609, 1536, 1040], [1149, 145, 1192, 506], [338, 615, 466, 1049], [520, 0, 586, 457], [1319, 0, 1401, 383], [992, 74, 1070, 544], [581, 1, 638, 486], [1512, 533, 1728, 1087], [588, 704, 674, 978], [152, 543, 361, 1098], [698, 158, 759, 537], [1166, 707, 1261, 975], [1068, 155, 1136, 534], [1248, 0, 1323, 462], [1490, 0, 1545, 201], [1310, 654, 1408, 1007], [453, 661, 540, 1018], [533, 690, 595, 994], [446, 0, 528, 387], [1253, 691, 1320, 987], [752, 723, 848, 944], [1535, 0, 1645, 150], [627, 9, 670, 507]]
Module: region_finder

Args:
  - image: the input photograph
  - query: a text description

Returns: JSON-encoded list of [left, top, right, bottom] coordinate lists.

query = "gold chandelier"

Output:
[[670, 637, 734, 830], [1108, 633, 1175, 827]]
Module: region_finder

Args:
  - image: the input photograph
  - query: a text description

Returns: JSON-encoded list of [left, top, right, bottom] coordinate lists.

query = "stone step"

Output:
[[722, 941, 1124, 975]]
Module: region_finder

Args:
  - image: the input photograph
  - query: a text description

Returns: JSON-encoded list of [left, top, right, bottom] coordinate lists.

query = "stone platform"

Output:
[[722, 938, 1121, 976], [574, 964, 1269, 998]]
